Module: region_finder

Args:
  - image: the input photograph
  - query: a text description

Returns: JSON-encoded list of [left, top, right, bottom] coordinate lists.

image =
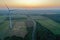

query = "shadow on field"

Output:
[[4, 35, 23, 40], [24, 22, 56, 40], [0, 21, 60, 40], [56, 35, 60, 40]]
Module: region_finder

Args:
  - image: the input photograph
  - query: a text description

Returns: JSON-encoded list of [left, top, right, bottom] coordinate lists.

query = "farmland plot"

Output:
[[9, 17, 28, 38], [36, 16, 60, 35], [0, 16, 7, 23]]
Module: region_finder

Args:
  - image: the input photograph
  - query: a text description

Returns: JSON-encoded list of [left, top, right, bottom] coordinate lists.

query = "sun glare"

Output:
[[0, 0, 59, 8], [15, 0, 39, 4], [7, 0, 52, 8], [14, 0, 48, 8]]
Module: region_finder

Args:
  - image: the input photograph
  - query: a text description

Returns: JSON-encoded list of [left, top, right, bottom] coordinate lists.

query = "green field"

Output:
[[36, 16, 60, 35], [0, 16, 7, 23], [0, 20, 9, 39]]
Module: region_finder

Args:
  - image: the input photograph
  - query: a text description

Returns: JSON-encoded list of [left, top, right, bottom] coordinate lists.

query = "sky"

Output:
[[0, 0, 60, 8]]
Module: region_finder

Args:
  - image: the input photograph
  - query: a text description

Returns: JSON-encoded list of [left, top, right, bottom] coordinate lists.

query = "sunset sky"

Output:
[[0, 0, 60, 8]]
